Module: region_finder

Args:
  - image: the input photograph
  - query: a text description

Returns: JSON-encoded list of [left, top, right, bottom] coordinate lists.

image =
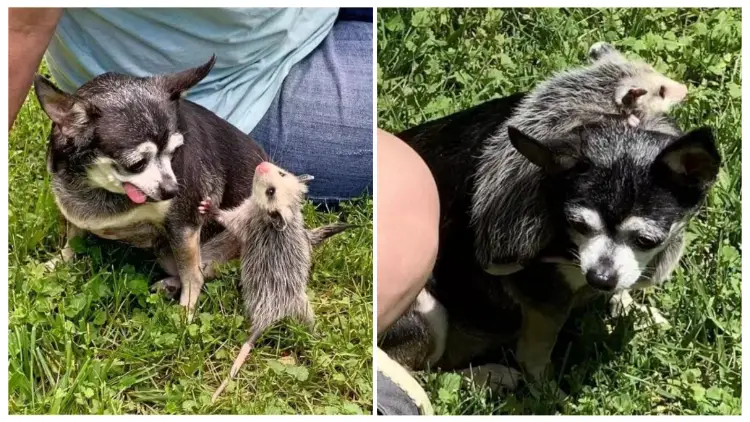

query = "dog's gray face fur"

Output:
[[509, 122, 720, 291], [34, 57, 216, 204]]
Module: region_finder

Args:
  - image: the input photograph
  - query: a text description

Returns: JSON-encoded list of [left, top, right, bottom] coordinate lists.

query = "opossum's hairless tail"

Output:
[[310, 222, 357, 247], [211, 326, 264, 403]]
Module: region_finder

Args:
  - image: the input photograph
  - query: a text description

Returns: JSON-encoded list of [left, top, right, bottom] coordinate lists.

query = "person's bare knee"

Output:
[[377, 129, 440, 333]]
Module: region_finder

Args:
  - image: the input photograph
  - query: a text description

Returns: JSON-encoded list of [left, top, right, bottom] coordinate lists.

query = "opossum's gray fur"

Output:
[[471, 43, 684, 268], [208, 178, 351, 336], [203, 162, 352, 401]]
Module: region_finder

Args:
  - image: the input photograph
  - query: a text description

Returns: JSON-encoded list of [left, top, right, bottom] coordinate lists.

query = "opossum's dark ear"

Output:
[[508, 126, 578, 173], [297, 174, 314, 184], [269, 210, 288, 231], [157, 55, 216, 101], [653, 127, 721, 193], [621, 88, 648, 107], [34, 74, 99, 140]]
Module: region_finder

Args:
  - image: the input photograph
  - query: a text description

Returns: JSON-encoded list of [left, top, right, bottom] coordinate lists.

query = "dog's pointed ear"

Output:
[[157, 55, 216, 101], [269, 210, 288, 231], [653, 127, 721, 191], [34, 75, 98, 138], [508, 126, 578, 172], [34, 75, 71, 124], [297, 174, 314, 184]]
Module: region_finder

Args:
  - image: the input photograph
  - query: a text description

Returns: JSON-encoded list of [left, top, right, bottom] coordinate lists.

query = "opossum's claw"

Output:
[[198, 198, 214, 215]]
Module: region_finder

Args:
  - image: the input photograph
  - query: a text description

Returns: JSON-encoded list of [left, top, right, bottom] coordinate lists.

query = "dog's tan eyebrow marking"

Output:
[[566, 206, 603, 231], [122, 142, 157, 165], [618, 216, 665, 238], [165, 133, 184, 154]]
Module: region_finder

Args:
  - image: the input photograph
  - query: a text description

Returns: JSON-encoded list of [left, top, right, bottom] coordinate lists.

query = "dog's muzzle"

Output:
[[585, 267, 618, 291], [158, 179, 179, 201]]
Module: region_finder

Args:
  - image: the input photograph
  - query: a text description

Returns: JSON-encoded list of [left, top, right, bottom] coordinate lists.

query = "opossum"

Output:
[[473, 42, 688, 274], [588, 41, 688, 126], [199, 161, 353, 402]]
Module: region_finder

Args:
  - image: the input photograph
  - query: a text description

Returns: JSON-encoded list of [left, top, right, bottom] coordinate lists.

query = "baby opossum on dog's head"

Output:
[[199, 161, 352, 402], [588, 41, 688, 126], [473, 42, 688, 273]]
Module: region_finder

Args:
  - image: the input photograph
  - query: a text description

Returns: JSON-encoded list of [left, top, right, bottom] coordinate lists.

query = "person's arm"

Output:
[[376, 129, 440, 333], [8, 7, 62, 131]]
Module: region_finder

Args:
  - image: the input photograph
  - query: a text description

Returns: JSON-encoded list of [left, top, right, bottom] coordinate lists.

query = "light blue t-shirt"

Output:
[[45, 8, 338, 133]]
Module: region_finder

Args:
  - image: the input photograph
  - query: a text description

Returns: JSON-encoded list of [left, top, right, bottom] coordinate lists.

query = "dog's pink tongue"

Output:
[[123, 183, 147, 204]]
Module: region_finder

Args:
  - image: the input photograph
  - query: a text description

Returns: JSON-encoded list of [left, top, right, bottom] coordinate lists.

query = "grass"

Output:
[[378, 8, 741, 415], [7, 65, 373, 415]]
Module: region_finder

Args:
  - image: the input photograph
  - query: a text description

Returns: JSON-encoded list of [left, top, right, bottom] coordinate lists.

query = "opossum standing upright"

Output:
[[473, 42, 689, 274], [199, 161, 353, 402]]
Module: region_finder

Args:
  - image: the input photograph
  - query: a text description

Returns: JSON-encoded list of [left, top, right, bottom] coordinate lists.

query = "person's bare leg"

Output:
[[8, 8, 62, 130], [377, 129, 440, 333]]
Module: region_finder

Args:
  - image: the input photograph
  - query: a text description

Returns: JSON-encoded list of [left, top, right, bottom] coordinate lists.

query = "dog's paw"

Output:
[[43, 247, 75, 272], [526, 378, 568, 402], [523, 362, 552, 383], [179, 287, 201, 323], [483, 263, 524, 276], [150, 276, 182, 300], [43, 257, 62, 272], [635, 304, 670, 328], [459, 364, 523, 392], [610, 290, 670, 328], [198, 198, 214, 215], [609, 290, 635, 318]]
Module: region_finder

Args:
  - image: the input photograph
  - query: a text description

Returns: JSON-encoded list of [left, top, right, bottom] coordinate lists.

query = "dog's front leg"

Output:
[[515, 307, 567, 381], [45, 219, 86, 270], [169, 225, 204, 316]]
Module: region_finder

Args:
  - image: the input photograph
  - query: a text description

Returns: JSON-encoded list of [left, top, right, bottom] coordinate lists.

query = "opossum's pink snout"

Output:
[[663, 81, 688, 103], [256, 162, 271, 174], [671, 83, 688, 101]]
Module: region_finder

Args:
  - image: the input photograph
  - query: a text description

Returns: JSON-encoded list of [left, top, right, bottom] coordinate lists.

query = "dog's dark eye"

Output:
[[569, 220, 592, 235], [126, 158, 148, 173], [279, 171, 286, 177], [633, 235, 661, 250], [266, 187, 276, 197], [659, 85, 666, 98]]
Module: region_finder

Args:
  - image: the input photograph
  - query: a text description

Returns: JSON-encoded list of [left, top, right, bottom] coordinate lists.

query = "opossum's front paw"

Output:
[[627, 114, 641, 127], [198, 198, 214, 216], [150, 276, 182, 300], [459, 364, 523, 392]]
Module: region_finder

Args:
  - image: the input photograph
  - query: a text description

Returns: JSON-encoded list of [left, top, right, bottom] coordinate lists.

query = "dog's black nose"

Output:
[[585, 269, 618, 291], [160, 181, 178, 200]]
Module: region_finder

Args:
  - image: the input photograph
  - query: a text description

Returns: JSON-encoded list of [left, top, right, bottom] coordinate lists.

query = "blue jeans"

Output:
[[250, 20, 373, 203]]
